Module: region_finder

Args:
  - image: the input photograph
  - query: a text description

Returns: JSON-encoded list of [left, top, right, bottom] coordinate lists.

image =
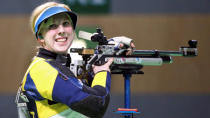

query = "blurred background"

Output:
[[0, 0, 210, 118]]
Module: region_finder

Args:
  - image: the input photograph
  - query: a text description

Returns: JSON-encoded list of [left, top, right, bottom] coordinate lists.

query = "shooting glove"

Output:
[[108, 36, 133, 49]]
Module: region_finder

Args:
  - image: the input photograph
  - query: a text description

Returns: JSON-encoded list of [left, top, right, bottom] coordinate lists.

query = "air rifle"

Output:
[[70, 28, 198, 117], [70, 28, 198, 76]]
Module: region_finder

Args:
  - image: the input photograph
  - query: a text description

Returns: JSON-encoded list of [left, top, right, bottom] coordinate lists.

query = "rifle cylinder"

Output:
[[110, 57, 164, 66]]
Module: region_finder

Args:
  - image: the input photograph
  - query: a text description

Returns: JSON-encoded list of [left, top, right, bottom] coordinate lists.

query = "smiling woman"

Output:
[[37, 13, 74, 54], [16, 1, 114, 118], [30, 2, 77, 54]]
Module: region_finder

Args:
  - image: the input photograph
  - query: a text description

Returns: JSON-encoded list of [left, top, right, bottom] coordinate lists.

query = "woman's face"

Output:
[[39, 13, 74, 54]]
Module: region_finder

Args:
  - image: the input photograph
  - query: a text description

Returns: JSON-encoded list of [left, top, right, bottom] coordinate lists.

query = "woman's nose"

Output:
[[58, 25, 65, 35]]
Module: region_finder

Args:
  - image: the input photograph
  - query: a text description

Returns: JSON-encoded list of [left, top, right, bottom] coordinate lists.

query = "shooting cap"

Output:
[[32, 2, 77, 39]]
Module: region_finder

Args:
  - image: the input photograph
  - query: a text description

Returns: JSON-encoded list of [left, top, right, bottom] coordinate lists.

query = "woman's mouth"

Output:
[[55, 37, 67, 42]]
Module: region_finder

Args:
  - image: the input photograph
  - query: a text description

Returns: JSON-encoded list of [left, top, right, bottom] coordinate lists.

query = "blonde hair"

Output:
[[30, 1, 71, 34]]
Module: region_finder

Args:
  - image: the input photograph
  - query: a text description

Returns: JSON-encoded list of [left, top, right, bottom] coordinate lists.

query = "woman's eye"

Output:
[[48, 24, 58, 30], [63, 21, 70, 27]]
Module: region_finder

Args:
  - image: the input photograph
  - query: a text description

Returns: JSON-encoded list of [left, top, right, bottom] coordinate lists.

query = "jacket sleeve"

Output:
[[52, 71, 111, 118]]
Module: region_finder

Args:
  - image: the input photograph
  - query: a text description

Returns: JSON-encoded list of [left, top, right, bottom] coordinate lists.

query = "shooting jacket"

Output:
[[21, 48, 111, 118]]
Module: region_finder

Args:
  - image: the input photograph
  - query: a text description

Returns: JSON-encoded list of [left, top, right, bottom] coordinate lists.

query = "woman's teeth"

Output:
[[56, 38, 67, 42]]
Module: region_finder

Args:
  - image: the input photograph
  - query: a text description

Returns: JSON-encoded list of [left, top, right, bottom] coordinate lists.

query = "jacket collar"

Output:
[[37, 48, 71, 67]]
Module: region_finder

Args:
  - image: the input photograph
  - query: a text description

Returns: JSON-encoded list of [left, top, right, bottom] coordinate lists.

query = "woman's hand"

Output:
[[108, 36, 136, 55], [92, 58, 114, 74]]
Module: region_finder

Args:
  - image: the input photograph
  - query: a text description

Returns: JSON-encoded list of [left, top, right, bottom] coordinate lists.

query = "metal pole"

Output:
[[123, 74, 131, 118]]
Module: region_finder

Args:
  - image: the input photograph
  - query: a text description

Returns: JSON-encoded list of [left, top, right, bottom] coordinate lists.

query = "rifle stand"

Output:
[[115, 73, 142, 118]]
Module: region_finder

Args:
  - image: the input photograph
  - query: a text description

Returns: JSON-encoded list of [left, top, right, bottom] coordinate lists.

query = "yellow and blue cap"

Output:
[[34, 6, 77, 38]]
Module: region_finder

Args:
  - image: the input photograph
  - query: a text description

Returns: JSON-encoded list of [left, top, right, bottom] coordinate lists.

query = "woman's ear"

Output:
[[37, 33, 45, 46], [37, 38, 45, 47]]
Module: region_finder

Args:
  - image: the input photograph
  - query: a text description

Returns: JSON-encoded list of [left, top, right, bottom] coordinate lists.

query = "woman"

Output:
[[19, 1, 134, 118], [20, 1, 114, 118]]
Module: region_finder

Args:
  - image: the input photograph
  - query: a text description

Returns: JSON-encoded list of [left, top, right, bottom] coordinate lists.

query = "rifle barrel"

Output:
[[133, 50, 183, 56]]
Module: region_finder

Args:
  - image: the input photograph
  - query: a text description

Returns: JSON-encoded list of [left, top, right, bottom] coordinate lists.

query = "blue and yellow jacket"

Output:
[[21, 48, 111, 118]]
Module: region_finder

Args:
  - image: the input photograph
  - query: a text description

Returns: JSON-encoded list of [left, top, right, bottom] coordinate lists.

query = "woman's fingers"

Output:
[[130, 42, 135, 48], [105, 58, 114, 67]]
